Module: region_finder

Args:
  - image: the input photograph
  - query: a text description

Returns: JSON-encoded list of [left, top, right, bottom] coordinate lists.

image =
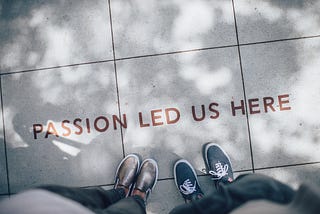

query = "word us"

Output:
[[33, 94, 291, 139]]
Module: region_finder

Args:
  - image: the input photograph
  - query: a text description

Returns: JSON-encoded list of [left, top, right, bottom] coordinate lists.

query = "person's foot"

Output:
[[174, 159, 204, 203], [132, 159, 158, 203], [203, 143, 234, 186], [114, 154, 140, 196]]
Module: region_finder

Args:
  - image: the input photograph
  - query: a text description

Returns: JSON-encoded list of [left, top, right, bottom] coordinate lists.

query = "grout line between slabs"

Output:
[[81, 168, 254, 189], [114, 44, 238, 61], [79, 161, 320, 188], [1, 34, 320, 76], [90, 161, 320, 185], [0, 77, 11, 195], [107, 0, 125, 158], [0, 59, 114, 76], [8, 161, 316, 193], [232, 0, 255, 173], [255, 161, 320, 171], [240, 34, 320, 47]]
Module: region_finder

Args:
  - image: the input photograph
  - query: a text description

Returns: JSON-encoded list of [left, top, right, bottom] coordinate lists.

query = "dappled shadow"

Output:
[[0, 0, 112, 72], [111, 0, 236, 58], [0, 0, 126, 193], [241, 37, 320, 167], [117, 46, 251, 179], [234, 0, 320, 43], [0, 2, 320, 214], [1, 62, 123, 192], [233, 0, 320, 198]]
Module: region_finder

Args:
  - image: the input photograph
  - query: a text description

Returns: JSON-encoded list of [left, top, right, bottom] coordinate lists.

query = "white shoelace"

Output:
[[180, 179, 196, 195], [209, 162, 229, 180]]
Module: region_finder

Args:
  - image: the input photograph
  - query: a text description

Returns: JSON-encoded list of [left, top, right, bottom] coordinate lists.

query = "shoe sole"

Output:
[[203, 142, 233, 173], [173, 159, 201, 192], [114, 154, 140, 188]]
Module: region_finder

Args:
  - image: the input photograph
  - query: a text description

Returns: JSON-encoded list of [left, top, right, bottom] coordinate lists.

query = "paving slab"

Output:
[[234, 0, 320, 44], [256, 163, 320, 189], [1, 63, 123, 193], [241, 37, 320, 168], [0, 96, 8, 194], [0, 0, 319, 212], [0, 0, 113, 73], [111, 0, 237, 58], [117, 47, 252, 179]]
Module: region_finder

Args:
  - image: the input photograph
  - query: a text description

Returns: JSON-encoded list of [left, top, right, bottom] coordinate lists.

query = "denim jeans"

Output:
[[39, 185, 146, 214], [170, 173, 295, 214]]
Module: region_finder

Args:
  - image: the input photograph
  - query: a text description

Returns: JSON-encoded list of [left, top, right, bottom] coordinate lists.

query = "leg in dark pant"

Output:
[[38, 185, 145, 214], [39, 185, 125, 211], [170, 173, 295, 214], [102, 195, 146, 214]]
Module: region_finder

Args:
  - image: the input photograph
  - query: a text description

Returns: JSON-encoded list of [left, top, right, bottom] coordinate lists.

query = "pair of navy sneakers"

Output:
[[174, 143, 234, 203]]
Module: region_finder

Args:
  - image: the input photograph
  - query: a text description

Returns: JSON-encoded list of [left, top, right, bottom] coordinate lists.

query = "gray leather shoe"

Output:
[[133, 159, 158, 202], [114, 154, 140, 196]]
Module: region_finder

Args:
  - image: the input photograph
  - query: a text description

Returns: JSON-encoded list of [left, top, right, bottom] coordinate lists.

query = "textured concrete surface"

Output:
[[117, 48, 252, 179], [0, 0, 320, 213], [1, 62, 123, 192]]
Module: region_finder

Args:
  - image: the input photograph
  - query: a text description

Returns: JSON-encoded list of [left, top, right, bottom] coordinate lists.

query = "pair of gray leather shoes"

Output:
[[114, 154, 158, 202]]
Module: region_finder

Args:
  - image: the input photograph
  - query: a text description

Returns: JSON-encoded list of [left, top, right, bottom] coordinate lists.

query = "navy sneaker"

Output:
[[174, 159, 204, 203], [203, 143, 234, 185]]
